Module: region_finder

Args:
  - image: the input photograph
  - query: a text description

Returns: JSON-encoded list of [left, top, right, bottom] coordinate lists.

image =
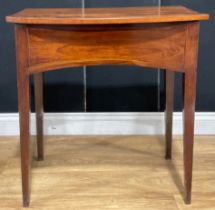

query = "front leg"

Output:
[[16, 25, 31, 207], [183, 70, 196, 204], [183, 22, 199, 204]]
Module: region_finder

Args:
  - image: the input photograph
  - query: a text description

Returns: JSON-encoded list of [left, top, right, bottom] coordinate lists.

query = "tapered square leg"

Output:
[[183, 22, 199, 204], [18, 75, 30, 207], [16, 25, 31, 207], [182, 71, 196, 204], [34, 73, 44, 161], [165, 70, 175, 160]]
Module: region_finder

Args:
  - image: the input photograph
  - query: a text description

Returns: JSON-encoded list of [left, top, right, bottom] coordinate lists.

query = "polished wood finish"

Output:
[[28, 24, 187, 73], [183, 22, 199, 204], [6, 6, 208, 25], [6, 6, 208, 207], [1, 136, 215, 209], [34, 73, 44, 161], [15, 25, 31, 207], [165, 71, 175, 160]]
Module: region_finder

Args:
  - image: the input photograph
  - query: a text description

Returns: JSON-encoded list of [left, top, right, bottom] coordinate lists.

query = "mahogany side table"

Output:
[[6, 6, 209, 207]]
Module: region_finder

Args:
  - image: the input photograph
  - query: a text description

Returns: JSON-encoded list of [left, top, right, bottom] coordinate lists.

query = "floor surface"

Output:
[[0, 135, 215, 210]]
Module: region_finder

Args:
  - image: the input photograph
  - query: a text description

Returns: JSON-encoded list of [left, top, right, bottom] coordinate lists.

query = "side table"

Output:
[[6, 6, 209, 207]]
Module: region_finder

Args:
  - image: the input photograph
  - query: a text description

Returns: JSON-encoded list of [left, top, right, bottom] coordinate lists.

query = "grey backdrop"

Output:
[[0, 1, 214, 113]]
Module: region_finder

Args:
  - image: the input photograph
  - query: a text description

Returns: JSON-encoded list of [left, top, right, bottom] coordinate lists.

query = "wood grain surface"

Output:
[[28, 23, 187, 73], [182, 22, 200, 204], [15, 25, 31, 207], [6, 6, 209, 25], [0, 135, 215, 209]]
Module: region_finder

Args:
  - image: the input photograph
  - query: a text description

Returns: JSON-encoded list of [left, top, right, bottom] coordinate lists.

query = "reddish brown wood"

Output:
[[27, 24, 187, 73], [165, 71, 175, 160], [34, 73, 44, 161], [6, 6, 209, 25], [183, 22, 200, 204], [6, 6, 208, 207], [15, 25, 30, 207]]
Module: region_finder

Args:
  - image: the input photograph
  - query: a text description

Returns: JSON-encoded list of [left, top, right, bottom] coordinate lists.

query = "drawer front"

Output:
[[28, 23, 187, 73]]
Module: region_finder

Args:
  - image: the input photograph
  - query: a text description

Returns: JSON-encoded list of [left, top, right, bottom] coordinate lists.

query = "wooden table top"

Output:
[[6, 6, 209, 25]]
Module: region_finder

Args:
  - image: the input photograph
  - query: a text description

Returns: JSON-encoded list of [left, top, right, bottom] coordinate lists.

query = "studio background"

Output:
[[0, 1, 214, 117]]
